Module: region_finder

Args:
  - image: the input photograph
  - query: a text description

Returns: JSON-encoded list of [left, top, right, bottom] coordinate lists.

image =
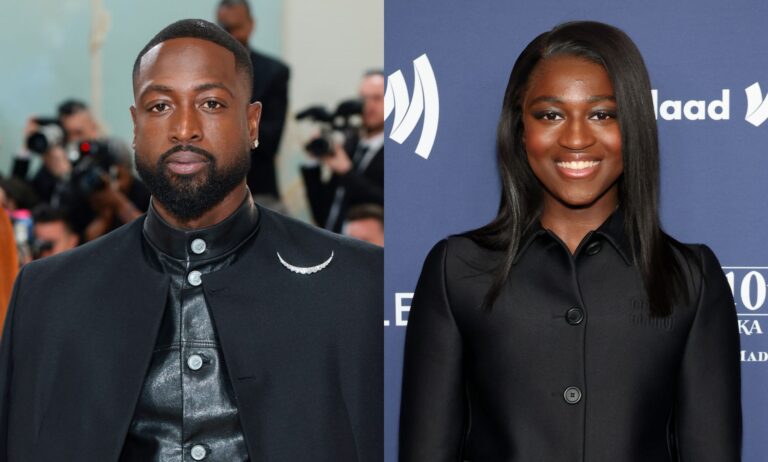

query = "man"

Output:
[[12, 101, 149, 240], [11, 118, 72, 206], [343, 204, 384, 247], [11, 100, 100, 205], [217, 0, 289, 201], [31, 205, 80, 259], [0, 19, 382, 461], [78, 141, 150, 241], [302, 71, 384, 233], [57, 99, 102, 143]]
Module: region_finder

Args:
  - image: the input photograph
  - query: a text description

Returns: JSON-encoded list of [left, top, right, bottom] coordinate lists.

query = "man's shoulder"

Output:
[[262, 207, 379, 250], [258, 207, 382, 268], [21, 217, 144, 280]]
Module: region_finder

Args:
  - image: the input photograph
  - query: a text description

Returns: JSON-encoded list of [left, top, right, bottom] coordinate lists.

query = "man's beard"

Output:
[[135, 145, 250, 222]]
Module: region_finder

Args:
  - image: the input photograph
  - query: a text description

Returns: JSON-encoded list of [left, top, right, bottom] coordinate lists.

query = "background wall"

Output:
[[0, 0, 383, 219], [281, 0, 384, 216], [385, 0, 768, 460], [0, 0, 280, 171]]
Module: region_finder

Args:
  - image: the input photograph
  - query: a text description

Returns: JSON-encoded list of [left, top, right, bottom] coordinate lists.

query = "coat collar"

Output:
[[143, 191, 260, 261], [513, 208, 632, 265]]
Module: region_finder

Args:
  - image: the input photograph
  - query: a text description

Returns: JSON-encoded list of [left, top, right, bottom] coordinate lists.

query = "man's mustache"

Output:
[[159, 145, 215, 163]]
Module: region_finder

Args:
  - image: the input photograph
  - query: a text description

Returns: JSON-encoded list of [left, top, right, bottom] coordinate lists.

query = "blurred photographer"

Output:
[[301, 70, 384, 233], [73, 138, 150, 241], [31, 205, 80, 259], [58, 99, 101, 143], [12, 99, 149, 241], [343, 204, 384, 247], [11, 117, 71, 206]]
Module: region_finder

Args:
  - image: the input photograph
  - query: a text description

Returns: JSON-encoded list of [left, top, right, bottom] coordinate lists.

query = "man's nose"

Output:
[[169, 104, 203, 144]]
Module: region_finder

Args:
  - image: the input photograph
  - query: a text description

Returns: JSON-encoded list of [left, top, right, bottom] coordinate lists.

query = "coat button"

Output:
[[190, 238, 207, 255], [187, 270, 202, 287], [191, 444, 207, 460], [187, 354, 204, 371], [564, 386, 582, 404], [585, 240, 602, 256], [566, 307, 584, 325]]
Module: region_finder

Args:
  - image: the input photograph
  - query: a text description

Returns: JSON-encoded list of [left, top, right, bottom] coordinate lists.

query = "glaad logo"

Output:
[[651, 83, 768, 126], [651, 89, 729, 121], [745, 82, 768, 127], [384, 54, 439, 159]]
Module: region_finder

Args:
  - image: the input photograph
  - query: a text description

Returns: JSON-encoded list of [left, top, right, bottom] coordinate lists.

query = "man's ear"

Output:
[[247, 101, 262, 146], [130, 105, 137, 148]]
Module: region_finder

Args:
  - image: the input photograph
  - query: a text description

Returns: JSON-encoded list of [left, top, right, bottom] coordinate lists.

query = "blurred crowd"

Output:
[[0, 0, 384, 310]]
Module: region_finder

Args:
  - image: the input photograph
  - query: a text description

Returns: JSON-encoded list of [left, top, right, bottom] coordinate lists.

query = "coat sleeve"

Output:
[[0, 266, 24, 457], [399, 240, 466, 461], [675, 245, 742, 461]]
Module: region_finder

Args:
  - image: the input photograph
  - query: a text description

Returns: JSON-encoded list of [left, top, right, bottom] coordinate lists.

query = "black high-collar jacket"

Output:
[[119, 197, 261, 461], [400, 211, 741, 462], [0, 203, 382, 462]]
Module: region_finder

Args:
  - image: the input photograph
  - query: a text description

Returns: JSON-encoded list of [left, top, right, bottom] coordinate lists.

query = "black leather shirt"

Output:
[[120, 194, 259, 461]]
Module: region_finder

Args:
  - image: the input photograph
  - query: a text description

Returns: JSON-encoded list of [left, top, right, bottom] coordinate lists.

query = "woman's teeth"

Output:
[[556, 160, 600, 170]]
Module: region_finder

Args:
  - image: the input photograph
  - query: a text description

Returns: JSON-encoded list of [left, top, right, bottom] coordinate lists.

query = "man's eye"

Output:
[[203, 100, 224, 110], [150, 103, 169, 113]]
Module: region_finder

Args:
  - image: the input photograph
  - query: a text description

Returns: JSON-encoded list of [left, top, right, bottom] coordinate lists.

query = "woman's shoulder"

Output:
[[437, 235, 505, 262], [420, 235, 505, 282], [664, 234, 726, 288]]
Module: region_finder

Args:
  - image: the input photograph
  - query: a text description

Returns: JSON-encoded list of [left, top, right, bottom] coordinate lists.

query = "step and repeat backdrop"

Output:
[[385, 0, 768, 460]]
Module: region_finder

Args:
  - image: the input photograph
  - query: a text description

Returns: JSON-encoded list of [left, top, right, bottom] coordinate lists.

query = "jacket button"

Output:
[[564, 386, 582, 404], [187, 270, 202, 287], [191, 444, 207, 460], [565, 307, 584, 325], [190, 238, 207, 255], [585, 241, 602, 256], [187, 354, 204, 371]]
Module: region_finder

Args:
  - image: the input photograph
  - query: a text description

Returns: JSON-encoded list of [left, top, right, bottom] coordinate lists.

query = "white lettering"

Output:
[[738, 319, 763, 336], [660, 100, 682, 120], [741, 350, 768, 362], [396, 292, 414, 327], [708, 89, 730, 120], [683, 100, 706, 120], [651, 89, 730, 121], [741, 270, 766, 311]]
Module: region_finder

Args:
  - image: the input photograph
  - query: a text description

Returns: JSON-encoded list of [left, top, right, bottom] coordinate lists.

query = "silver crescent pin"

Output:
[[277, 251, 334, 275]]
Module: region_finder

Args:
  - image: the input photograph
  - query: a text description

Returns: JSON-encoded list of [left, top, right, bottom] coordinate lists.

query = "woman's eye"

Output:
[[591, 111, 616, 120], [536, 111, 562, 121]]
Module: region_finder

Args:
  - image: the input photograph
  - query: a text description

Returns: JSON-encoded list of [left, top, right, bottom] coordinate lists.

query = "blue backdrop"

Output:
[[384, 1, 768, 460]]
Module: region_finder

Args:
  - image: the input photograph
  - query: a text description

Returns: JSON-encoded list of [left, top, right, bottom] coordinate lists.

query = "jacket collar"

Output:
[[143, 190, 260, 261], [513, 208, 633, 265]]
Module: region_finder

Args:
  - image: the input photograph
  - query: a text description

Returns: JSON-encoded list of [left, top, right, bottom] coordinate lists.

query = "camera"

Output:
[[296, 99, 362, 157], [25, 118, 65, 154], [69, 139, 120, 196]]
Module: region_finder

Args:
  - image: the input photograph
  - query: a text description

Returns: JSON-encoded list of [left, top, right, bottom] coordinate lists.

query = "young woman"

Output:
[[399, 21, 741, 462]]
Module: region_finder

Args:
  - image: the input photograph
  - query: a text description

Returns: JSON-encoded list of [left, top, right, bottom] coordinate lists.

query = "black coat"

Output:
[[399, 212, 741, 462], [248, 49, 289, 198], [0, 206, 382, 461]]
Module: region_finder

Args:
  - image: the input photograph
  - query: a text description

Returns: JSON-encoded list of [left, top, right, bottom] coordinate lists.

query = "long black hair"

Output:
[[465, 21, 689, 317]]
